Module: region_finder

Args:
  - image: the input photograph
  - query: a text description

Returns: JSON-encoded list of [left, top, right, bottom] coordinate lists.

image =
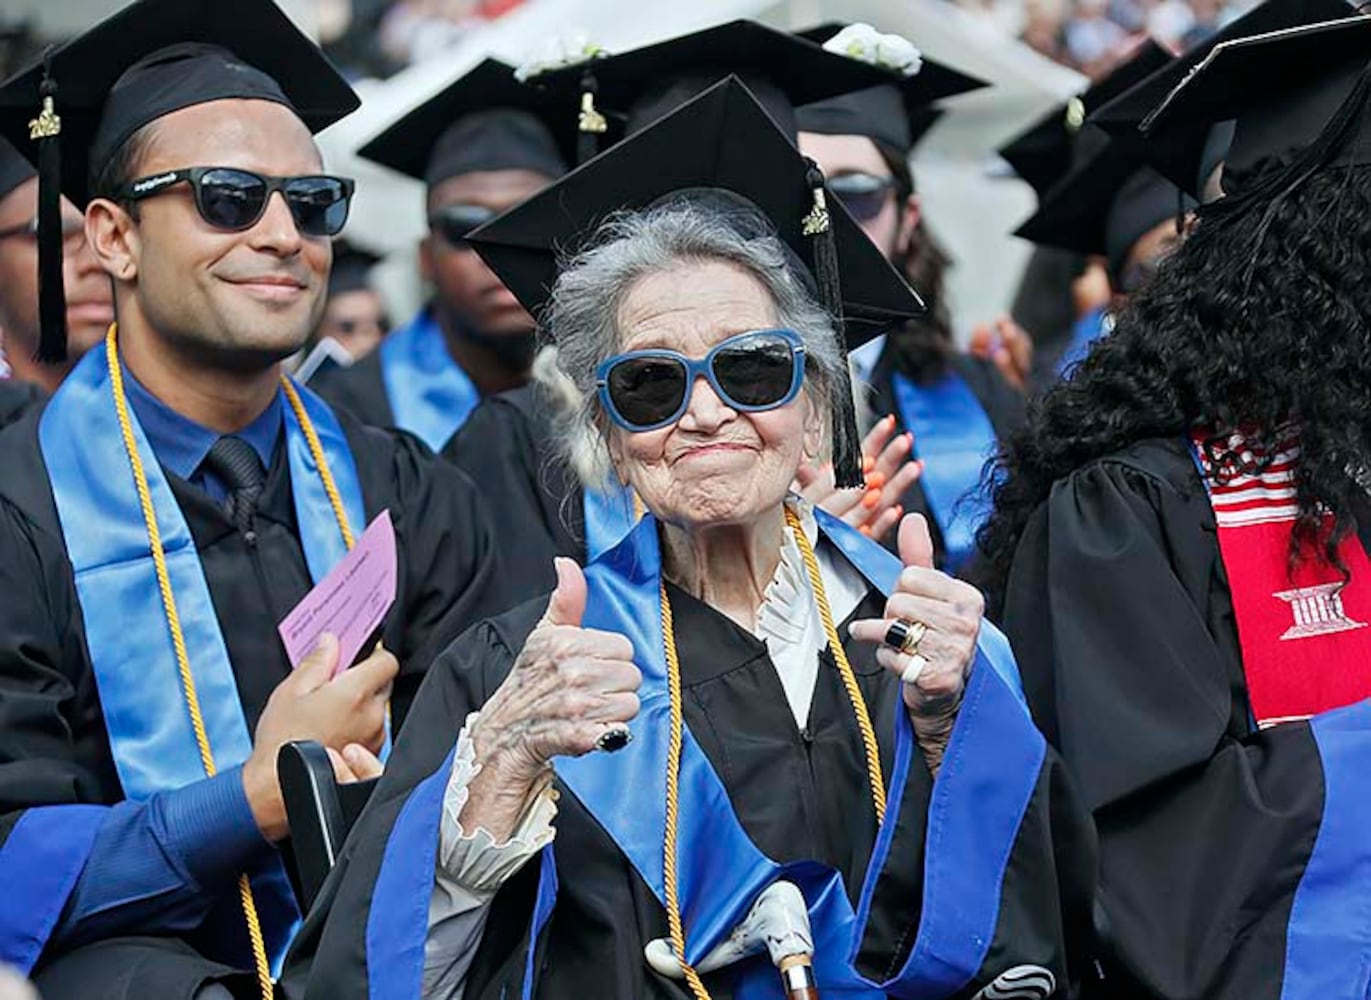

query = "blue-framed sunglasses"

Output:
[[596, 328, 807, 432]]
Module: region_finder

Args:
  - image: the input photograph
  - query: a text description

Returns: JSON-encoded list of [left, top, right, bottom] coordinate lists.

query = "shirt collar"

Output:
[[122, 366, 282, 481]]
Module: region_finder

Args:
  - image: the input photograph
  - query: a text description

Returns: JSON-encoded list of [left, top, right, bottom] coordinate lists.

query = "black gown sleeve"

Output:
[[381, 431, 513, 729], [1003, 444, 1344, 999], [0, 380, 45, 430], [311, 353, 396, 431], [441, 387, 579, 604]]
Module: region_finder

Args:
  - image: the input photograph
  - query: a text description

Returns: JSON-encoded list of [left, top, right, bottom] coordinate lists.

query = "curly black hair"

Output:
[[978, 161, 1371, 601]]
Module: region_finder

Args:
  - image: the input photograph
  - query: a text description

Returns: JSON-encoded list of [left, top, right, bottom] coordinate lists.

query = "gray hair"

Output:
[[538, 199, 845, 486]]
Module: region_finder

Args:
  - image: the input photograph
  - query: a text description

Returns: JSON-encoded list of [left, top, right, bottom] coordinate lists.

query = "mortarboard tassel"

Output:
[[577, 68, 607, 165], [802, 158, 863, 489], [30, 50, 67, 364]]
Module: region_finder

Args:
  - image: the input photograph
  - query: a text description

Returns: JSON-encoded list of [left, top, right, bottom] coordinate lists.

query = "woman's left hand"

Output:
[[796, 415, 923, 543], [848, 514, 983, 774]]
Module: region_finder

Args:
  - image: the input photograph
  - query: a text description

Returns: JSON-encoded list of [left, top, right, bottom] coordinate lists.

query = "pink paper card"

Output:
[[278, 510, 397, 676]]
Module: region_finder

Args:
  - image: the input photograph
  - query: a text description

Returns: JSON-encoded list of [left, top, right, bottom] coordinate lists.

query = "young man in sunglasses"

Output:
[[0, 2, 505, 997], [795, 24, 1028, 576], [0, 136, 113, 422], [313, 58, 572, 452]]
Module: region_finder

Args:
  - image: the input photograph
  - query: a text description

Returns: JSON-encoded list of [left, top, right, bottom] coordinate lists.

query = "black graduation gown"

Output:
[[284, 545, 1095, 1000], [0, 378, 43, 429], [865, 351, 1025, 573], [1002, 436, 1371, 999], [0, 404, 509, 999], [441, 382, 580, 603], [312, 349, 396, 430]]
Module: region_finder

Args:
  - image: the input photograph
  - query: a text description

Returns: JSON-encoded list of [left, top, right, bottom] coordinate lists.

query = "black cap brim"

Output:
[[466, 75, 924, 348]]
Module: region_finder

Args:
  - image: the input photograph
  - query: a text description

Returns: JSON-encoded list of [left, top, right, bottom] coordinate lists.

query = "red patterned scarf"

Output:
[[1193, 430, 1371, 727]]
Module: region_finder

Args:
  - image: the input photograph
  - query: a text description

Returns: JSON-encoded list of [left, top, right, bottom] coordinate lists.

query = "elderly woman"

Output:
[[285, 82, 1087, 1000]]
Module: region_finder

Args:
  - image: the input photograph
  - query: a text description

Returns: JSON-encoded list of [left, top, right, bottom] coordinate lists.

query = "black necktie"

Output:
[[204, 435, 266, 531]]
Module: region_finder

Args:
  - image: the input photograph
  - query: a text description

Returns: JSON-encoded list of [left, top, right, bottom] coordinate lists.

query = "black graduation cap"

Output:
[[328, 238, 384, 297], [1137, 16, 1371, 194], [468, 76, 924, 488], [0, 0, 359, 364], [0, 134, 35, 201], [999, 37, 1173, 198], [358, 57, 584, 187], [792, 22, 986, 156], [526, 20, 900, 148], [1088, 0, 1360, 195]]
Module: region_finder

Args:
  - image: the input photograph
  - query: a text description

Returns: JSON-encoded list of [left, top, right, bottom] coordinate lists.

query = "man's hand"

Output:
[[797, 415, 923, 544], [242, 634, 397, 841], [461, 558, 642, 843]]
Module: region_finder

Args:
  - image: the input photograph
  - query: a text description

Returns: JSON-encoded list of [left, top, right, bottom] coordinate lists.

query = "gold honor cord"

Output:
[[107, 327, 354, 999], [657, 506, 887, 1000]]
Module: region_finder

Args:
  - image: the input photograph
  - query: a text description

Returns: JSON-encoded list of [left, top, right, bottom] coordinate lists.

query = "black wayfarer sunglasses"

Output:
[[118, 167, 355, 238], [826, 172, 897, 223], [428, 203, 499, 248]]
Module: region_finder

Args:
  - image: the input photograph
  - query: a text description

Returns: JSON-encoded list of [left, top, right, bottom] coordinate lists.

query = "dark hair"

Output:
[[90, 121, 160, 204], [978, 163, 1371, 600], [874, 141, 955, 380]]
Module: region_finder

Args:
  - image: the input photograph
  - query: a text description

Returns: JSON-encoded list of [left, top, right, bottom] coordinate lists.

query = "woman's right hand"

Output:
[[461, 558, 642, 840]]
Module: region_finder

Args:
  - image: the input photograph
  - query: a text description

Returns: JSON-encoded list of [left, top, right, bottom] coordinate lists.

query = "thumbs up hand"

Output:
[[847, 514, 983, 775], [464, 558, 642, 840]]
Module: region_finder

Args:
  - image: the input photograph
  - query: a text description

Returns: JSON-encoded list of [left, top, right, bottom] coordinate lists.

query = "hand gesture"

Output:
[[796, 415, 923, 543], [969, 315, 1034, 392], [848, 514, 983, 774]]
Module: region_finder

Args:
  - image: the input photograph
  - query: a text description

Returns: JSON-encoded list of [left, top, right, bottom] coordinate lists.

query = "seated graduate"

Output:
[[284, 78, 1093, 1000], [1009, 39, 1196, 380], [0, 0, 506, 996], [443, 22, 924, 602], [794, 23, 1025, 574], [0, 136, 113, 426], [313, 58, 575, 450], [299, 239, 391, 374], [979, 4, 1371, 998]]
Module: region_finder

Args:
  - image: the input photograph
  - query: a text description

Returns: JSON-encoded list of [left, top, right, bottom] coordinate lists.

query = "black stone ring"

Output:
[[595, 726, 633, 754], [883, 618, 928, 655]]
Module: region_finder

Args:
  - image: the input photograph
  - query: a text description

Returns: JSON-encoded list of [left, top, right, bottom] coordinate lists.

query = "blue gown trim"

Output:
[[0, 805, 107, 973], [365, 508, 1038, 998], [37, 344, 365, 970], [582, 480, 639, 562], [379, 310, 480, 451], [1281, 697, 1371, 1000], [890, 371, 997, 571]]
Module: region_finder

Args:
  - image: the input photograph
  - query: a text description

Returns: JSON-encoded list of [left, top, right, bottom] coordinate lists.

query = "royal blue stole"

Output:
[[582, 480, 639, 561], [379, 310, 479, 451], [1055, 306, 1110, 378], [367, 509, 1044, 1000], [38, 343, 367, 971], [891, 371, 997, 571]]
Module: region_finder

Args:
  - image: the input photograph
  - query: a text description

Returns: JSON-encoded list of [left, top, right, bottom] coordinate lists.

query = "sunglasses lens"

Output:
[[431, 205, 497, 246], [827, 173, 893, 223], [606, 355, 688, 429], [285, 176, 352, 237], [197, 168, 269, 230], [712, 333, 799, 408]]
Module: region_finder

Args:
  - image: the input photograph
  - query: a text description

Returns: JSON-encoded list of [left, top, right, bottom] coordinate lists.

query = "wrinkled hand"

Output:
[[796, 415, 923, 544], [463, 558, 642, 842], [848, 514, 982, 775], [243, 634, 398, 841], [645, 881, 812, 979], [968, 315, 1034, 392]]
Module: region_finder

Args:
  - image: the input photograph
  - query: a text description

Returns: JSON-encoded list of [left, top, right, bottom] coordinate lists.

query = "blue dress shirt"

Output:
[[52, 372, 285, 950]]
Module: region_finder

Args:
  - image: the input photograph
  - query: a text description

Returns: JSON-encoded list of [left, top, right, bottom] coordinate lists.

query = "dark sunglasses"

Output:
[[429, 203, 499, 247], [119, 167, 354, 237], [596, 329, 806, 432], [826, 172, 896, 223]]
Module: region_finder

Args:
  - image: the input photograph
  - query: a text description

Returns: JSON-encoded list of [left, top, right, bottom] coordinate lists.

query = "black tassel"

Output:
[[803, 158, 863, 489], [576, 68, 606, 165], [31, 49, 67, 364]]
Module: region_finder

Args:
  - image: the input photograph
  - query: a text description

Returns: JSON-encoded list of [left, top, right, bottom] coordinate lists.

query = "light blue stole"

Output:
[[891, 371, 998, 571], [39, 342, 366, 970], [379, 310, 479, 451], [582, 480, 639, 561]]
